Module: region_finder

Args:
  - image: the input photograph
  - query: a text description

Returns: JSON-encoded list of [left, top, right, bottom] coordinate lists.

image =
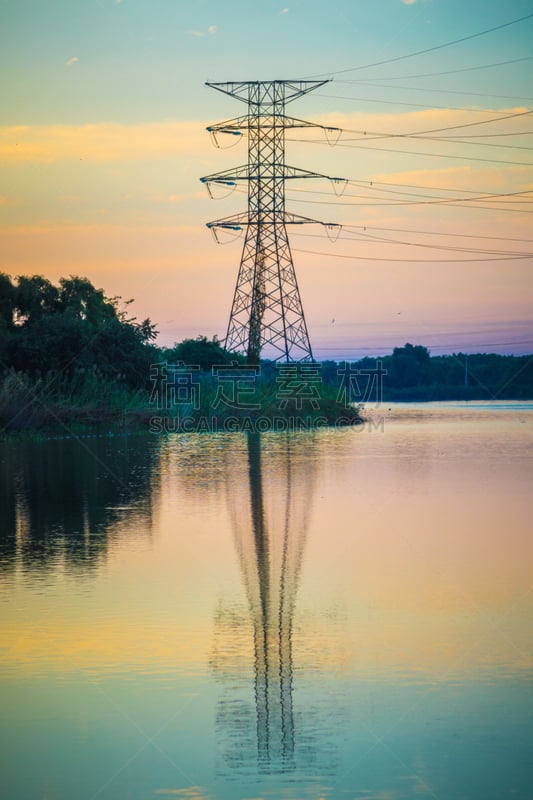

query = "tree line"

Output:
[[321, 343, 533, 401], [0, 274, 531, 422]]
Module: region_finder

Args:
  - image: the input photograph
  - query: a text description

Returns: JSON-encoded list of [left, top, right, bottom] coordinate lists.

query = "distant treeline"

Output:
[[320, 343, 533, 401], [0, 274, 531, 431]]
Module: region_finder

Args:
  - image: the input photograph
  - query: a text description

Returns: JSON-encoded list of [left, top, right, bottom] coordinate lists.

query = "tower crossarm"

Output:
[[283, 165, 344, 182], [284, 212, 341, 227], [200, 165, 249, 185], [200, 164, 343, 184], [207, 115, 340, 134], [205, 79, 330, 105], [206, 212, 250, 230], [206, 211, 341, 230]]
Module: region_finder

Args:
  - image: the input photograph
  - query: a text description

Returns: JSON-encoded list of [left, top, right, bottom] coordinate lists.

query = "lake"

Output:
[[1, 402, 532, 799]]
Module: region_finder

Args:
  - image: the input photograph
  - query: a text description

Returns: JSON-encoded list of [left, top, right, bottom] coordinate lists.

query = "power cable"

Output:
[[290, 196, 533, 214], [292, 246, 532, 263], [289, 184, 533, 203], [330, 55, 533, 82], [304, 12, 533, 78], [288, 185, 533, 206], [290, 229, 533, 257], [289, 137, 533, 168], [335, 79, 533, 104], [288, 132, 533, 152], [339, 223, 533, 245], [314, 92, 513, 114]]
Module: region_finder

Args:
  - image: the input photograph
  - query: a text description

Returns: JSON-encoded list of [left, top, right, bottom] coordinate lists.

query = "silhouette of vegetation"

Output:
[[323, 343, 533, 401], [0, 273, 158, 382], [0, 273, 159, 430], [161, 334, 245, 371], [1, 273, 530, 432]]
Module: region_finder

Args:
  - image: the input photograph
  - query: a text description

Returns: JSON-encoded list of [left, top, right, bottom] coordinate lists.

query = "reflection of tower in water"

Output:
[[212, 432, 318, 774], [246, 432, 304, 765]]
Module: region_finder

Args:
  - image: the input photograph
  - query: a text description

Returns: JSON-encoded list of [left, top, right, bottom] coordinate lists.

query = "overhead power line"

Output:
[[231, 184, 533, 239], [288, 184, 533, 204], [289, 132, 533, 153], [427, 131, 533, 139], [343, 177, 530, 198], [290, 229, 533, 257], [335, 79, 533, 104], [304, 12, 533, 78], [334, 109, 533, 137], [331, 55, 533, 82], [232, 179, 532, 202], [291, 196, 533, 214], [338, 224, 533, 245], [286, 187, 533, 212], [291, 137, 533, 168], [292, 246, 532, 263], [315, 339, 533, 353], [315, 91, 517, 114]]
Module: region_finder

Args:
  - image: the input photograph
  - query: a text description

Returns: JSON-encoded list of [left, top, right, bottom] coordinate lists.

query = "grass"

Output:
[[0, 368, 149, 433], [0, 367, 362, 436]]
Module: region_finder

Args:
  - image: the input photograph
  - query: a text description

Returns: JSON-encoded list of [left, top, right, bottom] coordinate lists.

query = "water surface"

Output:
[[1, 402, 532, 799]]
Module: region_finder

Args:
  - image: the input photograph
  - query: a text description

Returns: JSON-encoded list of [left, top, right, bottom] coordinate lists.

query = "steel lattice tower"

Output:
[[201, 80, 342, 364]]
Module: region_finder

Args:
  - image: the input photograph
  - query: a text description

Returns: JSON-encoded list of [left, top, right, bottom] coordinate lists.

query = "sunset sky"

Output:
[[1, 0, 532, 357]]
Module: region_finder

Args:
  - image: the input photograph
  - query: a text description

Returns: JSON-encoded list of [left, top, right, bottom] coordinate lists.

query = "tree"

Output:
[[58, 276, 116, 325], [388, 343, 431, 388], [2, 273, 158, 388], [0, 273, 16, 331], [15, 275, 59, 324], [164, 335, 239, 371]]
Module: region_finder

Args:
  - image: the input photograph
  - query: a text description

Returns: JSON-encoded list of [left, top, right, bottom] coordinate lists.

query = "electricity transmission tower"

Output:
[[201, 80, 343, 364]]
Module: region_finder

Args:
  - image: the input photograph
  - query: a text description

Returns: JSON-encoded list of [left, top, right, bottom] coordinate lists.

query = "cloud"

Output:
[[0, 121, 210, 163], [66, 56, 79, 66], [186, 25, 217, 37], [58, 194, 82, 204], [154, 789, 211, 799], [0, 195, 20, 207], [401, 0, 417, 4], [315, 105, 531, 138], [167, 195, 183, 203], [280, 7, 289, 13]]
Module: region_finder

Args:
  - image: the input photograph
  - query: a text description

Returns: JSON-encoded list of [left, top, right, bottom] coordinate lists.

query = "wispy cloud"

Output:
[[66, 56, 79, 66], [401, 0, 417, 4], [186, 25, 217, 37], [0, 121, 207, 163], [280, 7, 289, 14], [2, 108, 531, 168], [0, 195, 19, 207], [154, 788, 211, 799]]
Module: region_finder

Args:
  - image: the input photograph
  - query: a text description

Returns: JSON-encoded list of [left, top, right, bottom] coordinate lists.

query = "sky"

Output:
[[1, 0, 532, 357]]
